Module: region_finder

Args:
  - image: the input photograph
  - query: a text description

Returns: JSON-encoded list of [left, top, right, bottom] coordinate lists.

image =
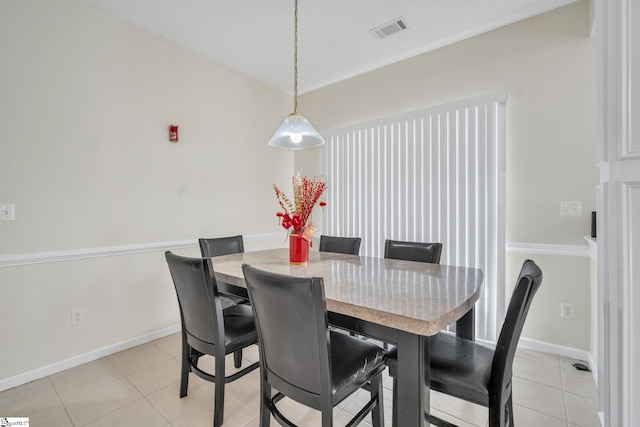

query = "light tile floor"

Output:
[[0, 333, 601, 426]]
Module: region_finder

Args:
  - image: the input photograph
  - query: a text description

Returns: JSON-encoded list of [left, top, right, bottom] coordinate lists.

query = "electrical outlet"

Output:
[[560, 201, 582, 216], [561, 303, 574, 319], [71, 309, 84, 326]]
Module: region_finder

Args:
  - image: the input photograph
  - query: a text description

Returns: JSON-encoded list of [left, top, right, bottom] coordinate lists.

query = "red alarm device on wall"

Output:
[[169, 125, 179, 142]]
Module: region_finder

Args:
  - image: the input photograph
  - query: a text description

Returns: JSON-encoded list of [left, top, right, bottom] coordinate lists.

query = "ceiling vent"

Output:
[[370, 17, 408, 39]]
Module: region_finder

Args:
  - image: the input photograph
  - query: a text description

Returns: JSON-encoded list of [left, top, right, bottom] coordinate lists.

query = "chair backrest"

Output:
[[384, 239, 443, 264], [242, 264, 331, 407], [165, 251, 224, 354], [491, 259, 543, 394], [319, 235, 362, 255], [199, 235, 244, 258]]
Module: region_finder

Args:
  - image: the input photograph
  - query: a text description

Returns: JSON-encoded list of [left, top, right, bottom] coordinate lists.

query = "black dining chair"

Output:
[[199, 235, 245, 258], [385, 239, 475, 341], [381, 239, 444, 347], [165, 251, 259, 427], [388, 259, 543, 427], [199, 236, 251, 309], [384, 239, 443, 263], [242, 263, 388, 427], [200, 235, 251, 368], [319, 235, 362, 255], [383, 239, 443, 423]]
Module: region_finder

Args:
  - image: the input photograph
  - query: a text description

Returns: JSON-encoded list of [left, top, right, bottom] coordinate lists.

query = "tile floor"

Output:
[[0, 333, 601, 426]]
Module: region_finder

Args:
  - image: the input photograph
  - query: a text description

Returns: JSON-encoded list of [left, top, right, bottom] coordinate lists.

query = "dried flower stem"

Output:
[[274, 172, 327, 230]]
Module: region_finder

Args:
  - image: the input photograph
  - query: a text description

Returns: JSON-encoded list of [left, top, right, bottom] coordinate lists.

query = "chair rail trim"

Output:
[[1, 237, 588, 268], [0, 233, 281, 268]]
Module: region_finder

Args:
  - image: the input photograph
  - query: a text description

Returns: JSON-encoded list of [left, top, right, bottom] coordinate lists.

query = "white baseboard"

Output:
[[518, 336, 591, 361], [506, 241, 590, 257], [475, 335, 590, 360], [0, 324, 181, 392], [588, 352, 598, 386]]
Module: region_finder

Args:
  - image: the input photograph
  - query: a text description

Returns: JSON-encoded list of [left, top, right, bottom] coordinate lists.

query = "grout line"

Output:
[[512, 403, 569, 426], [563, 389, 598, 402], [142, 395, 172, 425], [559, 367, 571, 425], [512, 359, 564, 392], [47, 375, 76, 426]]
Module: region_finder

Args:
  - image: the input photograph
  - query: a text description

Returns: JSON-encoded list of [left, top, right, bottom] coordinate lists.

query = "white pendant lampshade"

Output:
[[268, 113, 324, 149], [268, 0, 325, 150]]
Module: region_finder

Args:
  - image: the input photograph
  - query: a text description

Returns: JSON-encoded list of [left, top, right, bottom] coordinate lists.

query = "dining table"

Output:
[[210, 248, 484, 427]]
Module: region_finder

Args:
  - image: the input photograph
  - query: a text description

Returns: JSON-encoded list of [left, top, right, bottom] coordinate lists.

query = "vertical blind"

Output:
[[321, 93, 507, 342]]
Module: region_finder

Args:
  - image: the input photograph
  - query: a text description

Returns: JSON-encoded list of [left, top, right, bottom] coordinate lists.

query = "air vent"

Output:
[[370, 17, 408, 39]]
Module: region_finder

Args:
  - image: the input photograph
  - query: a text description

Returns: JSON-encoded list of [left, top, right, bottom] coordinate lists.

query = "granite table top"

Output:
[[211, 248, 484, 337]]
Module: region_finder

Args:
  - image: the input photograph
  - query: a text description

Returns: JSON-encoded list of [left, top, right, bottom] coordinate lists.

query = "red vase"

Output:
[[289, 233, 309, 264]]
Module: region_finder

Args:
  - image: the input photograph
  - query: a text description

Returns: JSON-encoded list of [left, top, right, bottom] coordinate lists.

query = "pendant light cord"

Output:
[[267, 0, 324, 148], [293, 0, 298, 114]]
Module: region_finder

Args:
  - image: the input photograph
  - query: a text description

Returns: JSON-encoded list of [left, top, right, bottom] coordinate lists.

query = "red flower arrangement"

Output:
[[274, 172, 327, 241]]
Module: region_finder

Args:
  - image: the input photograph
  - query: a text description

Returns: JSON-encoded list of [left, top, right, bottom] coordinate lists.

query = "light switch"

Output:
[[0, 204, 15, 221]]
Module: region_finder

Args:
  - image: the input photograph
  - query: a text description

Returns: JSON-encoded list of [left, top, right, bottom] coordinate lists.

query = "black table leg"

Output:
[[395, 331, 430, 427], [456, 307, 475, 341]]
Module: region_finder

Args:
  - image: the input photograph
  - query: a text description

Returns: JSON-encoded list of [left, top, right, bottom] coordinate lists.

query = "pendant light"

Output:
[[268, 0, 325, 150]]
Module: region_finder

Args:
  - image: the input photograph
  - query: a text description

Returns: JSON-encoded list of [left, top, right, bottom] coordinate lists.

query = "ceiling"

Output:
[[80, 0, 577, 95]]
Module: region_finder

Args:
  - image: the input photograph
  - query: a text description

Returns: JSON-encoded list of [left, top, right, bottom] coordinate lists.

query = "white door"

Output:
[[597, 0, 640, 425]]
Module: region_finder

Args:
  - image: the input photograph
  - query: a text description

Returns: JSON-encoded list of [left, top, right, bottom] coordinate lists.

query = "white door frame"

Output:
[[596, 0, 640, 425]]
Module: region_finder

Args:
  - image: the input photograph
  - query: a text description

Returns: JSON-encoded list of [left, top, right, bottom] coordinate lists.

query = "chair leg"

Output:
[[488, 394, 510, 427], [321, 405, 332, 427], [213, 353, 226, 427], [259, 374, 271, 426], [506, 395, 514, 427], [391, 377, 398, 427], [179, 337, 190, 398], [370, 375, 384, 427], [234, 349, 243, 369]]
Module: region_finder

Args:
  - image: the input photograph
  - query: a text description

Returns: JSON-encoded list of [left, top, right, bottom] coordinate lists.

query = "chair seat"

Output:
[[429, 332, 493, 405], [222, 304, 258, 351], [386, 332, 493, 405], [220, 293, 249, 310], [330, 331, 388, 402]]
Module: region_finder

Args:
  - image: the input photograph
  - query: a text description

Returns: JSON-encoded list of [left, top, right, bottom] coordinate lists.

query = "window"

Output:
[[322, 92, 507, 341]]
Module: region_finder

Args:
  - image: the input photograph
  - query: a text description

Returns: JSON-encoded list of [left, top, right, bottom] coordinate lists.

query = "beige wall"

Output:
[[0, 0, 598, 386], [0, 0, 296, 254], [0, 0, 292, 383], [299, 1, 597, 352]]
